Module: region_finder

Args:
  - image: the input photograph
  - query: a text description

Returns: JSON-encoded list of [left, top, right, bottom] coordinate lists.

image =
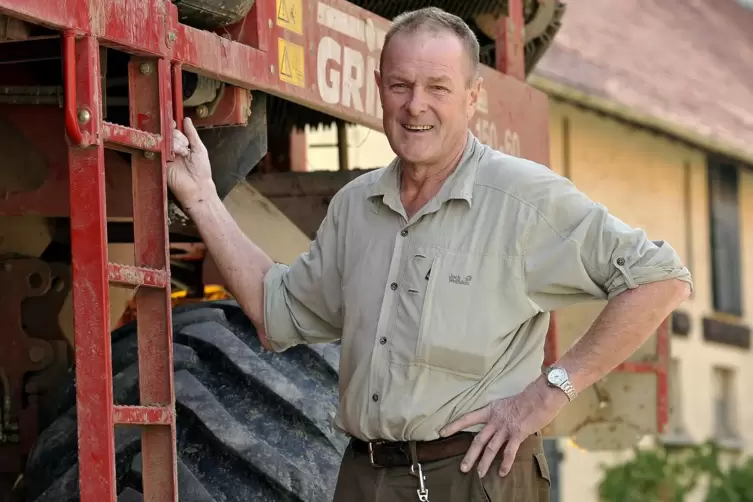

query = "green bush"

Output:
[[598, 441, 753, 502]]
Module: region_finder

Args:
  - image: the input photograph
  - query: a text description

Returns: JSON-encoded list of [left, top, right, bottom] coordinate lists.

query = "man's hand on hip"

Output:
[[439, 376, 567, 478]]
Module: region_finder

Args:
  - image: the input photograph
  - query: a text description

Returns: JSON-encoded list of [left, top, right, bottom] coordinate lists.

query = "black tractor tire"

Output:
[[23, 300, 348, 502]]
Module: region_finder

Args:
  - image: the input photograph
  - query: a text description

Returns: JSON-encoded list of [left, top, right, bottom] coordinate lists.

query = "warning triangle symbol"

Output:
[[280, 45, 293, 78], [277, 0, 291, 23]]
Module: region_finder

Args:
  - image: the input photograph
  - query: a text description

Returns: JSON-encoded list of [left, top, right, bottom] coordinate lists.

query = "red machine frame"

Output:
[[0, 0, 666, 500]]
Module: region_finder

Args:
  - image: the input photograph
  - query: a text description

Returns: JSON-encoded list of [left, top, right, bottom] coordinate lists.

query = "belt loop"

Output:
[[368, 441, 384, 467]]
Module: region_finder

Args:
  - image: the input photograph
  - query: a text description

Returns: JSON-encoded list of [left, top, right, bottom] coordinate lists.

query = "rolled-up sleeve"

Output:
[[262, 199, 343, 352], [523, 171, 693, 312]]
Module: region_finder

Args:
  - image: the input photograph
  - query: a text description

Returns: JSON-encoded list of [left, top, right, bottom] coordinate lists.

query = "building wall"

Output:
[[548, 101, 753, 501], [305, 98, 753, 501]]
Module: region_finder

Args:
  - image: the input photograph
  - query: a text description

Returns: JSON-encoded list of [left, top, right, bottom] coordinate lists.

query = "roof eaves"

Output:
[[528, 74, 753, 169]]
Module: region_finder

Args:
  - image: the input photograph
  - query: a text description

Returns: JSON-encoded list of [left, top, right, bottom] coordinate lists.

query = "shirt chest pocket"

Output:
[[415, 250, 528, 378]]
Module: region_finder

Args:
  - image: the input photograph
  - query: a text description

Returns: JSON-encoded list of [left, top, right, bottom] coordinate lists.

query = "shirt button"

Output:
[[390, 282, 398, 290], [379, 337, 387, 345], [372, 393, 379, 402], [616, 257, 626, 266], [400, 229, 408, 237]]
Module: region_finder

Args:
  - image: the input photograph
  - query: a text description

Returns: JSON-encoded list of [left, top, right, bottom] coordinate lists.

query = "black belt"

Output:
[[351, 432, 476, 468]]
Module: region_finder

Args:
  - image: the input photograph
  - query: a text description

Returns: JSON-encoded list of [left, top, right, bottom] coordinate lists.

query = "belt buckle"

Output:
[[368, 440, 385, 467]]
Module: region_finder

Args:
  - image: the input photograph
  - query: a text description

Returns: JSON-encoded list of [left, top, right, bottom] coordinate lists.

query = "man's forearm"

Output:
[[181, 187, 275, 348], [544, 278, 691, 401]]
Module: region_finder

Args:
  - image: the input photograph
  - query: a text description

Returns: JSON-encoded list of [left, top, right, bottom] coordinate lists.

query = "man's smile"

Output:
[[402, 124, 434, 132]]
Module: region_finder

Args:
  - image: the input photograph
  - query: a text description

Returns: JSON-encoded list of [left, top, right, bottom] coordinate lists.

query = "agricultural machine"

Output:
[[0, 0, 670, 500]]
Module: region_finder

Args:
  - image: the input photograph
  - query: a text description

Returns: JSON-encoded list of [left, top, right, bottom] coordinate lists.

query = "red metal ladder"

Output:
[[64, 31, 180, 502]]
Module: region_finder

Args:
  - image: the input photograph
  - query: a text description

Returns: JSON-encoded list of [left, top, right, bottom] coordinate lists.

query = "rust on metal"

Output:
[[113, 405, 173, 425], [102, 121, 163, 153], [108, 263, 169, 288]]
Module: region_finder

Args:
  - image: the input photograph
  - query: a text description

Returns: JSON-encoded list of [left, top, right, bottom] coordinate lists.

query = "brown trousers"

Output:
[[333, 433, 550, 502]]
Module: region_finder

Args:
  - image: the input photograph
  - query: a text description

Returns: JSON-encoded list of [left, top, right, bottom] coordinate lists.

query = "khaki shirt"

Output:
[[262, 132, 693, 442]]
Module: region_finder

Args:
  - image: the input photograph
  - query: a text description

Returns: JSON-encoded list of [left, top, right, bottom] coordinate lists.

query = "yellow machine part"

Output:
[[116, 284, 234, 328]]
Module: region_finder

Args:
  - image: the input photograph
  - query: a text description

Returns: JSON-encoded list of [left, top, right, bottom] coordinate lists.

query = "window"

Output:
[[707, 158, 742, 316], [712, 366, 738, 441]]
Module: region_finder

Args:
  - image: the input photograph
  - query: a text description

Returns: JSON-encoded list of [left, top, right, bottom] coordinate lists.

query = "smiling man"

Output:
[[166, 7, 693, 502]]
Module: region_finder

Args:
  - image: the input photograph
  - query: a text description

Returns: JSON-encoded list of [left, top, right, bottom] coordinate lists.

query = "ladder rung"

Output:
[[102, 121, 162, 152], [113, 405, 173, 425], [108, 263, 168, 288]]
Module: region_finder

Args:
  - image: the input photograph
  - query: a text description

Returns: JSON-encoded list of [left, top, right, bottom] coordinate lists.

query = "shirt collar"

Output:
[[368, 131, 481, 210]]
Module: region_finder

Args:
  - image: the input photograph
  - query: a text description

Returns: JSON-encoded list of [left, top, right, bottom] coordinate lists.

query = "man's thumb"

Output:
[[183, 117, 203, 150]]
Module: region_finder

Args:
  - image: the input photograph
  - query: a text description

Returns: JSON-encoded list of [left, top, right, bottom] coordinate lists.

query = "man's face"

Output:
[[376, 29, 481, 167]]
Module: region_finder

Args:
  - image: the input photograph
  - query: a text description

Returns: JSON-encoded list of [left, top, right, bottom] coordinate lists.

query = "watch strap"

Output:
[[560, 379, 577, 401]]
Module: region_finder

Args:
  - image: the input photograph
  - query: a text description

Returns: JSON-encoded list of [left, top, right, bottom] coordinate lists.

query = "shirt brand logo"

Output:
[[449, 274, 472, 286]]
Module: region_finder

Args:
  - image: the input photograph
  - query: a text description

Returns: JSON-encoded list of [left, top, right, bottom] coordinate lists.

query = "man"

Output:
[[167, 7, 692, 502]]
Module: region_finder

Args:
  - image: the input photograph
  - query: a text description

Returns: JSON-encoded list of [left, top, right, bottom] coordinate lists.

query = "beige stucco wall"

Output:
[[306, 99, 753, 501], [548, 101, 753, 501]]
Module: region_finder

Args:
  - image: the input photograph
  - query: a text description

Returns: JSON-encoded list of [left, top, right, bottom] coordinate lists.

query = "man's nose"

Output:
[[405, 88, 428, 116]]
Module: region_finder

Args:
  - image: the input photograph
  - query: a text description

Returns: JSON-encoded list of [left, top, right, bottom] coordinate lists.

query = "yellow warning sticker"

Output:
[[276, 0, 303, 35], [278, 38, 305, 88]]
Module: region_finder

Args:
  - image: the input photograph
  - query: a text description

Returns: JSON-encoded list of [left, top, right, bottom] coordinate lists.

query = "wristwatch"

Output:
[[544, 366, 577, 402]]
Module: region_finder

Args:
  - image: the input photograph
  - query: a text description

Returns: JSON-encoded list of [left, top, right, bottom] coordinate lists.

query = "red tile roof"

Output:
[[531, 0, 753, 164]]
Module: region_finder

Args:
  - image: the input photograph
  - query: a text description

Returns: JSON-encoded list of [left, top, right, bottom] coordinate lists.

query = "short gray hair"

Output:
[[380, 7, 481, 85]]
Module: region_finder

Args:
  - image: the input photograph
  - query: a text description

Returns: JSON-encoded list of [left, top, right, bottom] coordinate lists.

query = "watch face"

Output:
[[548, 367, 568, 386]]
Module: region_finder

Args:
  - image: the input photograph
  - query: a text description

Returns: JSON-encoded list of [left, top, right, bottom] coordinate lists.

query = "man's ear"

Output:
[[467, 76, 483, 118], [375, 69, 383, 99]]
